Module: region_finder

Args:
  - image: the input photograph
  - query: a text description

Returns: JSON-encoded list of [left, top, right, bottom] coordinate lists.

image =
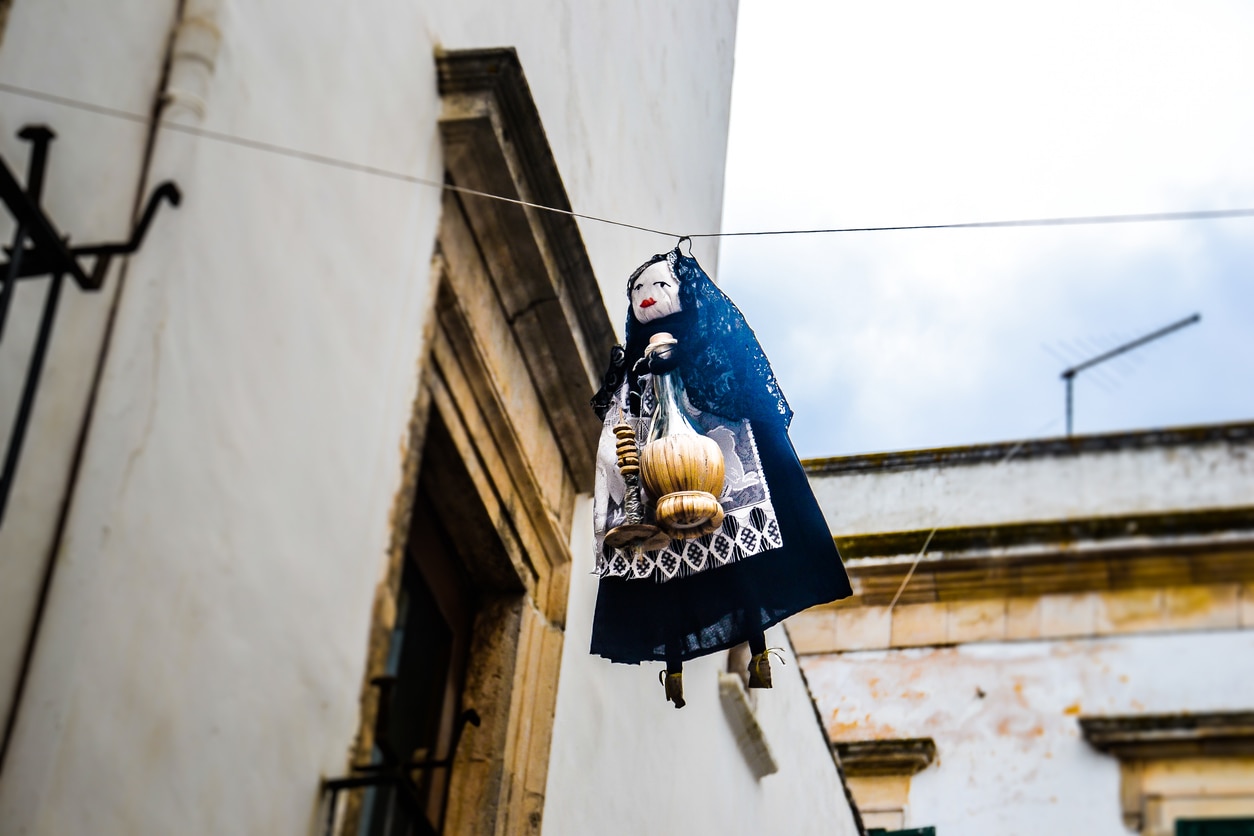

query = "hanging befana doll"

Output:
[[590, 242, 852, 708]]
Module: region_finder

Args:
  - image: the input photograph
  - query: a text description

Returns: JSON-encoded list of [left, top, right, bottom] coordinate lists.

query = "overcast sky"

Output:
[[717, 0, 1254, 458]]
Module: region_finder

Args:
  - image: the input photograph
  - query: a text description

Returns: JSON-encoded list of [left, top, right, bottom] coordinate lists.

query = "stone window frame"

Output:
[[834, 738, 937, 833], [334, 47, 612, 836], [1080, 712, 1254, 836]]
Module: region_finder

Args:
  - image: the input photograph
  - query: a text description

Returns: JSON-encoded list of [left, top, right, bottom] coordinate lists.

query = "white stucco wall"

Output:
[[0, 0, 179, 739], [544, 499, 860, 836], [0, 1, 742, 834], [810, 431, 1254, 536], [804, 630, 1254, 835]]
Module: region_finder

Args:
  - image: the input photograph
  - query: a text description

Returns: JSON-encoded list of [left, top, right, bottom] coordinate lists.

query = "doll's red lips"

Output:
[[640, 298, 656, 308]]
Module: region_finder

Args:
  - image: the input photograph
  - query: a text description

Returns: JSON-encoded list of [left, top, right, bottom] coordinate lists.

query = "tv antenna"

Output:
[[1060, 313, 1201, 435]]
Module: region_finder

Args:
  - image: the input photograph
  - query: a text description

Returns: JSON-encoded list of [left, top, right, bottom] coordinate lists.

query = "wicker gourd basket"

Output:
[[636, 331, 727, 539], [640, 421, 726, 537]]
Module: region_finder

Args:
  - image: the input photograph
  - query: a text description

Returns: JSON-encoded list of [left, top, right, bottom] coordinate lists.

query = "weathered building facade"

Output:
[[793, 422, 1254, 836], [0, 2, 861, 834]]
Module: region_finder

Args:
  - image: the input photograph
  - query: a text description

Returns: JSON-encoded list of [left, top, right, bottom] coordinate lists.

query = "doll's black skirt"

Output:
[[589, 419, 852, 664]]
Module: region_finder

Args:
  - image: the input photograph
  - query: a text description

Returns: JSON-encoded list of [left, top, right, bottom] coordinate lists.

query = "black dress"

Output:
[[589, 249, 852, 665]]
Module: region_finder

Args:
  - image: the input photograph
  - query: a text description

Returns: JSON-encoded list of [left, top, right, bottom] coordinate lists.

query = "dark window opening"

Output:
[[362, 417, 479, 836], [1177, 819, 1254, 836]]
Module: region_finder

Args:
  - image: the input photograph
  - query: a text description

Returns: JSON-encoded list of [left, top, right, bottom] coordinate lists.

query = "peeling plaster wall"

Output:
[[0, 2, 740, 834], [544, 499, 861, 836], [801, 429, 1254, 834], [803, 631, 1254, 835]]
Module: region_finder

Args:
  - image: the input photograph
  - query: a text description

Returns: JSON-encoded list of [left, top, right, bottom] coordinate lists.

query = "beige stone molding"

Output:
[[436, 47, 614, 492], [790, 582, 1254, 655], [342, 48, 610, 836], [834, 738, 937, 778], [1080, 715, 1254, 833], [717, 673, 779, 780], [434, 48, 611, 835], [1080, 712, 1254, 760], [838, 507, 1254, 607], [835, 739, 936, 832]]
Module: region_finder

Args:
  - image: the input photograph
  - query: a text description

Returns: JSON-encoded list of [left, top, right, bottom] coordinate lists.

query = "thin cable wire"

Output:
[[698, 207, 1254, 238], [5, 80, 1221, 614], [4, 79, 1254, 241], [885, 417, 1062, 612], [0, 81, 678, 238]]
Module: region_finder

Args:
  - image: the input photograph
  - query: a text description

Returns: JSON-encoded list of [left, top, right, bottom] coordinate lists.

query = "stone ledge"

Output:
[[718, 672, 779, 780], [834, 738, 937, 777], [838, 507, 1254, 560], [1080, 712, 1254, 760], [833, 508, 1254, 606]]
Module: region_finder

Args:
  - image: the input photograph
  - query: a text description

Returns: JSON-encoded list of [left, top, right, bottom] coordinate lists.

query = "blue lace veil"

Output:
[[622, 247, 792, 427]]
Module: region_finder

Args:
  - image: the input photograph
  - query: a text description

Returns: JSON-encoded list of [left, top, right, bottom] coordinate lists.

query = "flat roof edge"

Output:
[[803, 421, 1254, 476]]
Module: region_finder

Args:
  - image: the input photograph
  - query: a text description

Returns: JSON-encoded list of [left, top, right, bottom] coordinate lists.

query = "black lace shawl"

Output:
[[592, 247, 792, 428]]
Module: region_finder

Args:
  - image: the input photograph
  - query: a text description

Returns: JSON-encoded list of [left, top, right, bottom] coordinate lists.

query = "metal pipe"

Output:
[[1065, 374, 1074, 436], [1060, 314, 1201, 379], [0, 127, 53, 341], [0, 273, 64, 524], [0, 221, 24, 342]]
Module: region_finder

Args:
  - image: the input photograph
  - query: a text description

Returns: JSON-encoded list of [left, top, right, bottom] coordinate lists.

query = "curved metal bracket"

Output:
[[0, 128, 181, 292], [0, 124, 182, 528]]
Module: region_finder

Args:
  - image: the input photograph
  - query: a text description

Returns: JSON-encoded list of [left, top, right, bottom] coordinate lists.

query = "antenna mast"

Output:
[[1061, 313, 1201, 435]]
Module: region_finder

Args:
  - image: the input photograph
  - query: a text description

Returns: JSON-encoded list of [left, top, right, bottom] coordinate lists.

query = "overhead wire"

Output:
[[0, 81, 681, 238], [4, 80, 1254, 242], [3, 80, 1232, 613], [691, 208, 1254, 238]]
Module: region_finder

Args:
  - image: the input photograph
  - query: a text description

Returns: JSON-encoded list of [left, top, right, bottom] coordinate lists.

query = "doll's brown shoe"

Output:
[[660, 670, 686, 708], [747, 648, 785, 689], [747, 653, 771, 688]]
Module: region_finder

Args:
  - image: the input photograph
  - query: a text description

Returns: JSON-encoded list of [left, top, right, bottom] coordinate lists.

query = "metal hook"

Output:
[[675, 236, 693, 258]]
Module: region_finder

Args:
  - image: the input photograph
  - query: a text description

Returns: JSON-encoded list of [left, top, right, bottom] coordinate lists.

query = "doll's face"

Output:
[[630, 261, 682, 324]]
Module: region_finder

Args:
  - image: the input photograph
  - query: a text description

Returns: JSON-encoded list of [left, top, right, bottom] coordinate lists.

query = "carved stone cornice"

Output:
[[1080, 712, 1254, 760], [835, 507, 1254, 605], [435, 47, 614, 491], [834, 738, 937, 777], [1080, 712, 1254, 831]]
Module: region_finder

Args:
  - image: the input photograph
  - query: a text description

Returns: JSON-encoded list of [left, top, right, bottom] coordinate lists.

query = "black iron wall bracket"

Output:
[[0, 125, 181, 295], [0, 124, 181, 528], [319, 675, 481, 836]]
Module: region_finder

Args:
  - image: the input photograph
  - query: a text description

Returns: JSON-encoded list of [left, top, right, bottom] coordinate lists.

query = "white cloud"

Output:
[[719, 0, 1254, 456]]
